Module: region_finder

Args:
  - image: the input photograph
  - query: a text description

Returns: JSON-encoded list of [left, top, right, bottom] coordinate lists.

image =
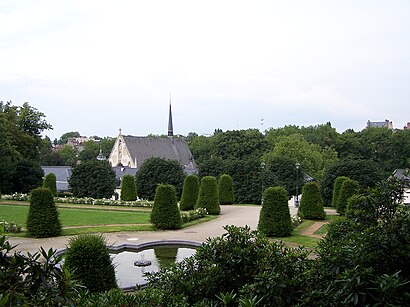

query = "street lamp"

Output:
[[261, 161, 265, 205], [295, 162, 300, 208]]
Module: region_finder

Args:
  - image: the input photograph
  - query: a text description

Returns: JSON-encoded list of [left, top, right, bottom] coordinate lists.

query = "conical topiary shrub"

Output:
[[180, 175, 200, 211], [298, 181, 326, 220], [120, 174, 137, 201], [196, 176, 220, 215], [337, 179, 360, 215], [64, 234, 117, 293], [43, 173, 57, 197], [258, 186, 292, 237], [331, 176, 349, 208], [151, 184, 182, 229], [218, 174, 235, 205], [26, 187, 61, 238]]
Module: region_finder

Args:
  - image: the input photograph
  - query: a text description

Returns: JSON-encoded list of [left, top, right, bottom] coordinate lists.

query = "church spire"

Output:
[[168, 95, 174, 137]]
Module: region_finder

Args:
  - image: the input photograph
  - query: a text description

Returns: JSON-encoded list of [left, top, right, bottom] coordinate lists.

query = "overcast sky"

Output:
[[1, 0, 409, 140]]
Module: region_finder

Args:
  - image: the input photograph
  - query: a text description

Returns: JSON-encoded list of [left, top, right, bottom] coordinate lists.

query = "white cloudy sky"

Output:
[[1, 0, 409, 140]]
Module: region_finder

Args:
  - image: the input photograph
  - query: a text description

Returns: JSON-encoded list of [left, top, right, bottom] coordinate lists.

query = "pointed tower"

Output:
[[168, 97, 174, 137]]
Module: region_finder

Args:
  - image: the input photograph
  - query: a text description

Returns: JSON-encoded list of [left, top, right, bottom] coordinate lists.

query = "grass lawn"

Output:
[[276, 214, 340, 248]]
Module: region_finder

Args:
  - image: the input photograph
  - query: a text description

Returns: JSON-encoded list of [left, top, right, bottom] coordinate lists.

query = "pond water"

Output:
[[111, 246, 196, 289]]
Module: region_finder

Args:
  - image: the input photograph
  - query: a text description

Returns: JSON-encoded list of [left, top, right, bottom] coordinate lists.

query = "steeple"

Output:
[[168, 96, 174, 137]]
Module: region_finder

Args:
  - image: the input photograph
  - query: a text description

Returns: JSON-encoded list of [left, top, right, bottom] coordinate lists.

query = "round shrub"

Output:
[[120, 174, 137, 201], [218, 174, 235, 205], [151, 184, 182, 229], [298, 182, 326, 220], [180, 175, 199, 211], [26, 187, 61, 238], [196, 176, 220, 215], [258, 186, 292, 237], [337, 179, 360, 215], [43, 173, 57, 197], [64, 234, 117, 293], [331, 176, 349, 208]]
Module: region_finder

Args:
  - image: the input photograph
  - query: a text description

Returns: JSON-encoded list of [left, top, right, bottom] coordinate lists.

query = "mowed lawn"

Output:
[[0, 204, 151, 228]]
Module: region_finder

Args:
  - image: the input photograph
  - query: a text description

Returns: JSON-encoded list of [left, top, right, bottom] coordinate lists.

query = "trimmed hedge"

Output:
[[64, 234, 117, 293], [43, 173, 57, 197], [218, 174, 235, 205], [26, 187, 61, 238], [331, 176, 349, 208], [151, 184, 182, 229], [337, 179, 360, 215], [298, 182, 326, 220], [120, 174, 137, 201], [196, 176, 220, 215], [258, 186, 292, 237], [180, 175, 200, 211]]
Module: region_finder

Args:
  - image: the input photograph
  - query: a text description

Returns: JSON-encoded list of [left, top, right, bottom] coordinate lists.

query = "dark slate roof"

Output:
[[41, 166, 72, 192], [123, 136, 197, 170], [112, 166, 138, 188]]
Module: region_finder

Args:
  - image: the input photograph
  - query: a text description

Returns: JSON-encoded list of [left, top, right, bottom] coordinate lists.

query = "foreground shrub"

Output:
[[147, 225, 311, 306], [64, 234, 117, 293], [120, 174, 137, 201], [218, 174, 235, 205], [336, 178, 360, 214], [196, 176, 220, 215], [151, 184, 182, 229], [26, 187, 61, 238], [179, 174, 199, 211], [0, 236, 81, 306], [43, 173, 57, 197], [298, 181, 326, 220], [307, 177, 410, 306], [331, 176, 349, 208], [258, 186, 292, 236]]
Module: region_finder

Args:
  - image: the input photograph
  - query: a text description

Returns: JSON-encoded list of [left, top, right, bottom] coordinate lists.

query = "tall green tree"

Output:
[[298, 182, 326, 220], [43, 173, 57, 196], [263, 134, 338, 181], [0, 101, 52, 194], [135, 157, 185, 200], [151, 184, 182, 229], [69, 160, 116, 198], [120, 174, 137, 201], [218, 174, 235, 205], [58, 145, 78, 166], [180, 174, 200, 211], [258, 186, 292, 237], [321, 159, 383, 206], [196, 176, 220, 215]]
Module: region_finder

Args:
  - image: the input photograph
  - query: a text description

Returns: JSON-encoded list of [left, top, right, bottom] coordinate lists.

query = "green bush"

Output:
[[298, 182, 326, 220], [179, 174, 199, 211], [151, 184, 182, 229], [64, 234, 117, 293], [0, 236, 81, 306], [196, 176, 220, 215], [218, 174, 235, 205], [120, 174, 137, 201], [135, 157, 185, 200], [258, 186, 292, 237], [69, 160, 116, 199], [43, 173, 57, 197], [331, 176, 349, 208], [336, 179, 360, 214], [26, 187, 61, 238]]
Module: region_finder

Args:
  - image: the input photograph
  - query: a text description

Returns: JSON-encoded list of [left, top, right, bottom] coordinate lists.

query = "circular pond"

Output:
[[112, 245, 196, 289]]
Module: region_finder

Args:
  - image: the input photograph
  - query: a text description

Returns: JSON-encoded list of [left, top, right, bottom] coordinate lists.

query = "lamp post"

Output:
[[261, 161, 265, 205], [295, 162, 300, 208]]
